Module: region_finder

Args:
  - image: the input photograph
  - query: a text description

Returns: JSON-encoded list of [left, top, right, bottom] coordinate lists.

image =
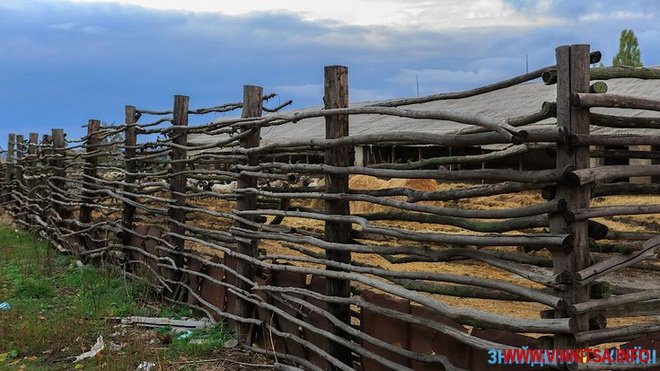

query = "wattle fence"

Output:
[[1, 44, 659, 370]]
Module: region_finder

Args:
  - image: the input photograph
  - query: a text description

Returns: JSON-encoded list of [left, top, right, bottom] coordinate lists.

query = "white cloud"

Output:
[[579, 11, 651, 22], [65, 0, 557, 30]]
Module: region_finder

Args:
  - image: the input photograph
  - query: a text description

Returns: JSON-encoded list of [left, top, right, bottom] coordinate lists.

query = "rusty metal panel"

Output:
[[250, 275, 287, 355], [270, 269, 308, 359], [470, 328, 538, 371], [128, 225, 168, 279], [186, 257, 204, 306], [361, 290, 411, 370], [199, 256, 226, 320], [127, 225, 149, 267], [409, 303, 471, 371], [298, 275, 335, 370], [223, 254, 239, 317]]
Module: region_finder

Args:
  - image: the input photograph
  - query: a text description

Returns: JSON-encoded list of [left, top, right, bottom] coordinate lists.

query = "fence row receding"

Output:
[[1, 44, 659, 370]]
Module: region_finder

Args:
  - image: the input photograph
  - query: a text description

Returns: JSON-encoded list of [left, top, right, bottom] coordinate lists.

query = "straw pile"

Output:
[[310, 175, 437, 213]]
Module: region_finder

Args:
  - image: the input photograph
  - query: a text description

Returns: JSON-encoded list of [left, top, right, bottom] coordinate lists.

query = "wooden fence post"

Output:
[[121, 106, 138, 249], [26, 133, 38, 225], [169, 96, 188, 279], [15, 134, 24, 220], [549, 44, 592, 349], [233, 85, 263, 339], [39, 134, 51, 227], [323, 65, 353, 367], [3, 134, 15, 206], [40, 134, 51, 168], [51, 129, 70, 226], [79, 120, 101, 251]]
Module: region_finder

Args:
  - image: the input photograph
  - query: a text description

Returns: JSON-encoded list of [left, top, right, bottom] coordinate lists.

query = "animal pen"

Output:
[[1, 44, 660, 370]]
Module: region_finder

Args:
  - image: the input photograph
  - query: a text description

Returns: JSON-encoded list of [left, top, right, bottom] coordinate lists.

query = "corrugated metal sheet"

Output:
[[189, 78, 660, 148]]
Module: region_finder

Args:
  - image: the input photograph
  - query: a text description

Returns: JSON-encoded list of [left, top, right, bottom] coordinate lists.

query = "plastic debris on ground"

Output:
[[73, 336, 105, 363], [0, 302, 11, 311], [136, 361, 156, 371]]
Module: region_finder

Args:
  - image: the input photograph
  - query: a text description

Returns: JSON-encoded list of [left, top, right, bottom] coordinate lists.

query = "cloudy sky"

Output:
[[0, 0, 658, 141]]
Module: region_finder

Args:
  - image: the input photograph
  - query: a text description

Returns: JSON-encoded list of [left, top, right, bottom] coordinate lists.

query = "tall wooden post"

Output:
[[28, 133, 38, 158], [78, 120, 101, 251], [3, 134, 15, 205], [16, 135, 24, 161], [14, 135, 25, 219], [39, 134, 51, 227], [168, 96, 188, 275], [550, 44, 592, 349], [233, 85, 263, 339], [121, 106, 138, 248], [323, 65, 352, 367], [26, 133, 39, 225], [51, 129, 70, 224]]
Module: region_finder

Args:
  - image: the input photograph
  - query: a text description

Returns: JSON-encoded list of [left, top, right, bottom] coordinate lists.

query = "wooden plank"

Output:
[[549, 44, 592, 348], [115, 316, 212, 329], [323, 65, 353, 368], [232, 85, 263, 340], [78, 120, 101, 251], [168, 96, 188, 276], [121, 106, 138, 248]]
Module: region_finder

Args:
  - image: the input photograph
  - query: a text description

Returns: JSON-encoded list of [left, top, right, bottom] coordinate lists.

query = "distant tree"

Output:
[[612, 29, 642, 67]]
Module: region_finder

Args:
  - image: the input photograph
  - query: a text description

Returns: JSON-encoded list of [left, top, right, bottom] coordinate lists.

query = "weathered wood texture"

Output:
[[79, 120, 100, 226], [232, 85, 263, 340], [323, 65, 353, 368], [78, 120, 101, 251], [3, 134, 15, 203], [121, 106, 138, 247], [168, 96, 189, 271], [549, 44, 592, 348], [50, 129, 70, 222]]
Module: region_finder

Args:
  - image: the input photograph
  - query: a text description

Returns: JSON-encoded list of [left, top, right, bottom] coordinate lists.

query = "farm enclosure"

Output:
[[1, 44, 660, 370]]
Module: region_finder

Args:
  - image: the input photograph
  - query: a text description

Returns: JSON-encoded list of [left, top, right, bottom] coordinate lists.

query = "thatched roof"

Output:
[[189, 78, 660, 148]]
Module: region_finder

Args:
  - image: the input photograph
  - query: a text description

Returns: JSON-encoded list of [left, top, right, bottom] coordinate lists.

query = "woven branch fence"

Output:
[[1, 43, 659, 370]]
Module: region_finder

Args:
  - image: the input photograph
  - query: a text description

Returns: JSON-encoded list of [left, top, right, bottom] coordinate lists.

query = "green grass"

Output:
[[0, 224, 237, 370]]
